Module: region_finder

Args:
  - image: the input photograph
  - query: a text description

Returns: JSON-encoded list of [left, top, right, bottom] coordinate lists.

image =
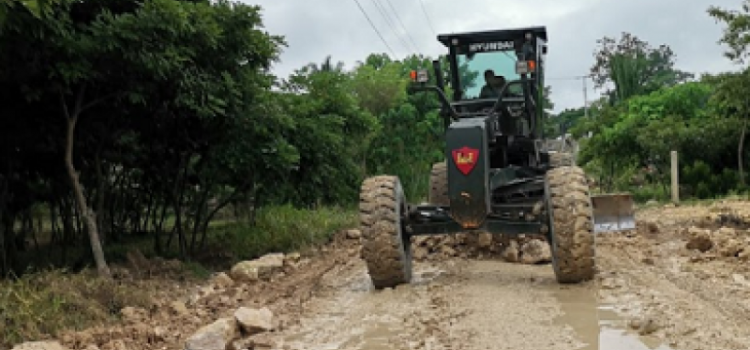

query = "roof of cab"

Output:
[[437, 26, 547, 47]]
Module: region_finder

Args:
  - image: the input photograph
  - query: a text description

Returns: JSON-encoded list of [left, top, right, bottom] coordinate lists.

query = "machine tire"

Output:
[[545, 166, 595, 284], [359, 175, 412, 289], [549, 152, 575, 167], [429, 162, 449, 206]]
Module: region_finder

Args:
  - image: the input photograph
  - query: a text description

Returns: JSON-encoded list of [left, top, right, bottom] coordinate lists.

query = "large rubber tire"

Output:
[[545, 166, 596, 283], [429, 162, 449, 206], [360, 175, 412, 289], [549, 152, 575, 167]]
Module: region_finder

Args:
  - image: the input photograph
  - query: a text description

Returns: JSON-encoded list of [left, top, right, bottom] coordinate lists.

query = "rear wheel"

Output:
[[359, 175, 412, 289], [545, 166, 595, 283], [429, 162, 449, 206]]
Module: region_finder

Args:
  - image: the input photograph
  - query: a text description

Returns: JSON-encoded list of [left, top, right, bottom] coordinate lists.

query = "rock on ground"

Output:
[[502, 240, 520, 263], [170, 300, 189, 316], [346, 229, 362, 239], [230, 253, 285, 282], [210, 272, 235, 289], [477, 233, 493, 248], [519, 239, 552, 264], [120, 306, 148, 323], [234, 307, 275, 335], [12, 342, 69, 350], [185, 317, 239, 350], [685, 227, 713, 252]]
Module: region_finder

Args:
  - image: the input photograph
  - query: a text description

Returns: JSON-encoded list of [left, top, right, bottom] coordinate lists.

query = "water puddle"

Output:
[[553, 286, 676, 350], [339, 322, 399, 350]]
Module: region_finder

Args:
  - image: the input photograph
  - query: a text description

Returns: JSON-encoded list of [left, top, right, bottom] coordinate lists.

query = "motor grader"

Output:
[[358, 26, 634, 289]]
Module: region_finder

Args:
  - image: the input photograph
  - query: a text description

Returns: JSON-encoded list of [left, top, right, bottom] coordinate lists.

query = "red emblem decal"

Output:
[[452, 146, 479, 175]]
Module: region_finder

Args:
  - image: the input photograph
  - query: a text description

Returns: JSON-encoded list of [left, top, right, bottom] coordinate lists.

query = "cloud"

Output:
[[244, 0, 738, 112]]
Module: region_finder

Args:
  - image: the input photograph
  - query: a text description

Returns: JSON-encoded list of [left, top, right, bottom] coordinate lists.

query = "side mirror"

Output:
[[410, 69, 430, 83]]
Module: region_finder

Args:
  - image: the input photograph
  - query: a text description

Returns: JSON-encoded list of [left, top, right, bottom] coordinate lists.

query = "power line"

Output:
[[370, 0, 412, 54], [545, 75, 593, 81], [383, 0, 422, 53], [352, 0, 398, 59], [417, 0, 437, 37]]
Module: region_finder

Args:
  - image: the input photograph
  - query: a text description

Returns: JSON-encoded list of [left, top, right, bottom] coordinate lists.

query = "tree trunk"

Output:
[[740, 108, 749, 188], [64, 114, 111, 278]]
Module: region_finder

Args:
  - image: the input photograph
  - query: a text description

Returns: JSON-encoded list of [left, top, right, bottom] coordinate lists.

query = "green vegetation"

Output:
[[0, 269, 155, 346], [542, 3, 750, 204], [211, 205, 357, 264], [0, 0, 446, 278]]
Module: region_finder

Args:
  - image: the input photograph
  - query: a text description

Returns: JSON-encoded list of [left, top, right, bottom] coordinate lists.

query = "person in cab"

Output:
[[479, 69, 506, 99]]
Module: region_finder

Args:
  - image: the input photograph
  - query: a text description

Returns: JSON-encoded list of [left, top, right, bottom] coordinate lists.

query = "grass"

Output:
[[0, 269, 153, 347], [210, 204, 358, 262], [1, 205, 357, 347]]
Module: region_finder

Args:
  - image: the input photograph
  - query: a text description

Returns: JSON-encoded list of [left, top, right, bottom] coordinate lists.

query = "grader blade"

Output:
[[591, 193, 635, 233]]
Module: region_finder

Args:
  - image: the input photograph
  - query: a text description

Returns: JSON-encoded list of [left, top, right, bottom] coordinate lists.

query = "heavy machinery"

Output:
[[358, 26, 635, 289]]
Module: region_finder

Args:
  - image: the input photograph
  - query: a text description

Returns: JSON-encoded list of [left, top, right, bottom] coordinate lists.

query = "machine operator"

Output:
[[479, 69, 506, 99]]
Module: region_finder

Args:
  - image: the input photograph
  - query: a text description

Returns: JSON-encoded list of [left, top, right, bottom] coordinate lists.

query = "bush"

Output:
[[211, 205, 357, 262], [682, 160, 741, 199], [631, 184, 670, 203]]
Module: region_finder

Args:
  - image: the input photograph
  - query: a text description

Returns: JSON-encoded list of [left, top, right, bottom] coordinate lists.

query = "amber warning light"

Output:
[[515, 60, 536, 74]]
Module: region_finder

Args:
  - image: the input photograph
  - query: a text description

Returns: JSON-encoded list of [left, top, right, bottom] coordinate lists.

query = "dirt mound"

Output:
[[693, 204, 750, 230], [684, 226, 750, 260]]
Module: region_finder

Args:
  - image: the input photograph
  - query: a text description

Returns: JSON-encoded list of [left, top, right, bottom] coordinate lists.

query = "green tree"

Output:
[[707, 2, 750, 186], [709, 1, 750, 64], [0, 0, 286, 274], [590, 32, 693, 104]]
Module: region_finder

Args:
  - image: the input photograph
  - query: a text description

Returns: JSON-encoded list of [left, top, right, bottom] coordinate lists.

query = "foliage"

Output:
[[3, 0, 750, 281], [709, 1, 750, 64], [590, 32, 693, 104], [216, 205, 357, 262]]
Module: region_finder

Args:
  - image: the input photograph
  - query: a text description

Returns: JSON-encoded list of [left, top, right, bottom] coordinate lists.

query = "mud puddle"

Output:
[[279, 264, 448, 350], [553, 288, 675, 350]]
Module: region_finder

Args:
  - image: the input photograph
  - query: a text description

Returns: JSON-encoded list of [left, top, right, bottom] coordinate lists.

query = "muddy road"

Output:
[[278, 258, 598, 350], [55, 201, 750, 350], [274, 201, 750, 350], [597, 201, 750, 350]]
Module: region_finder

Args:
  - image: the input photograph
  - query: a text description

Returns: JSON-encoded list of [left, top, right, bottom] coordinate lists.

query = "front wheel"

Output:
[[545, 166, 596, 283], [359, 175, 412, 289]]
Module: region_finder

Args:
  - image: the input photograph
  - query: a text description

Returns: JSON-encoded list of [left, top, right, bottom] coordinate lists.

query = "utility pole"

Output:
[[582, 76, 589, 118]]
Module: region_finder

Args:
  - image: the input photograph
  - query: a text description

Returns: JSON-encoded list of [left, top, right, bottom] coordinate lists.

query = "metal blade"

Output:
[[591, 193, 636, 233]]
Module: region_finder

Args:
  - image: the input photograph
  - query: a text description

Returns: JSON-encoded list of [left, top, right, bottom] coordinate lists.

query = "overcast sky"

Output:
[[242, 0, 740, 113]]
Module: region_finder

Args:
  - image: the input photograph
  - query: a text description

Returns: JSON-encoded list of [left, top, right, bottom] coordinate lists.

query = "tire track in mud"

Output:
[[275, 258, 596, 350]]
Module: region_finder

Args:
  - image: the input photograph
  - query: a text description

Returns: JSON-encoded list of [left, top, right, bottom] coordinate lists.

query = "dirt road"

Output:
[[596, 201, 750, 350], [54, 201, 750, 350], [277, 258, 598, 350]]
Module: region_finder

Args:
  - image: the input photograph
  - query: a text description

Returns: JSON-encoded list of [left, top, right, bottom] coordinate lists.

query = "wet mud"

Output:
[[52, 201, 750, 350], [275, 202, 750, 350], [275, 257, 669, 350]]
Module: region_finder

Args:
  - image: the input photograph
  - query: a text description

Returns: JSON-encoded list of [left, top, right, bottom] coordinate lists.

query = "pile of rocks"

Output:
[[345, 228, 552, 265], [185, 306, 277, 350]]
